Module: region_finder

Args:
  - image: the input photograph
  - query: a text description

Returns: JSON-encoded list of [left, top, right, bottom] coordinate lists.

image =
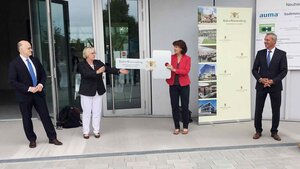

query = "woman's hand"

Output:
[[96, 66, 106, 74], [166, 64, 175, 72], [119, 69, 129, 74]]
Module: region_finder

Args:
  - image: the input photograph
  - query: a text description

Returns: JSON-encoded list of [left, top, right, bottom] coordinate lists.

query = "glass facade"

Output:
[[67, 0, 94, 108], [30, 0, 94, 119], [0, 0, 146, 120], [51, 0, 95, 110], [102, 0, 142, 111]]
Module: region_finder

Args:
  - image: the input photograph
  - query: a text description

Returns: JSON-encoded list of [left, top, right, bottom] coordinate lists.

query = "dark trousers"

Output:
[[169, 85, 190, 129], [19, 94, 57, 141], [254, 90, 281, 134]]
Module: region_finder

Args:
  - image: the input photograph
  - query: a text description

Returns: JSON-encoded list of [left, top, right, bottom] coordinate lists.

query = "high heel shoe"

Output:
[[173, 129, 180, 135], [182, 129, 189, 135]]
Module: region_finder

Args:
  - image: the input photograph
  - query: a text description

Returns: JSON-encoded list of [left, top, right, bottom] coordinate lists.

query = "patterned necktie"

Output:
[[26, 59, 37, 86], [267, 50, 271, 67]]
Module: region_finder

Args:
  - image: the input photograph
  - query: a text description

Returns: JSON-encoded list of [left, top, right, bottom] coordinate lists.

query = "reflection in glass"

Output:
[[32, 0, 94, 114], [52, 2, 71, 110], [31, 0, 54, 117], [67, 0, 94, 109], [103, 0, 141, 110]]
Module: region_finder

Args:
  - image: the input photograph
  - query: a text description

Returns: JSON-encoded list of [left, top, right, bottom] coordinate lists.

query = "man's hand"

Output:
[[260, 78, 274, 88], [36, 84, 43, 92], [259, 78, 268, 84], [264, 79, 274, 87], [267, 79, 274, 85], [29, 86, 38, 93], [259, 78, 271, 88], [263, 82, 271, 88]]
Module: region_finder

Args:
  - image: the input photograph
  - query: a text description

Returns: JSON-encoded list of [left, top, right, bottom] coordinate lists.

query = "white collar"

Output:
[[268, 47, 275, 53], [19, 55, 30, 62]]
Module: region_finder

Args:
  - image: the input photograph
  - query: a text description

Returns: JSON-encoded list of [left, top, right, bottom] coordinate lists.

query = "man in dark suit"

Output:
[[252, 33, 288, 141], [8, 40, 62, 148]]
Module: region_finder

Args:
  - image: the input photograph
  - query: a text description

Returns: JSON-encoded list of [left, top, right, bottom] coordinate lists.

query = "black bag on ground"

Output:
[[179, 107, 193, 123], [57, 106, 82, 128]]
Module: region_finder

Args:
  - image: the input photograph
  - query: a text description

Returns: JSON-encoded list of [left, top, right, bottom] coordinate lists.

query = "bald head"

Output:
[[17, 40, 32, 58]]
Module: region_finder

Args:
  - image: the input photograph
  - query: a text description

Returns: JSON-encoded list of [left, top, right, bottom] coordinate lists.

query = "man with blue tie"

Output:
[[252, 33, 288, 141], [8, 40, 62, 148]]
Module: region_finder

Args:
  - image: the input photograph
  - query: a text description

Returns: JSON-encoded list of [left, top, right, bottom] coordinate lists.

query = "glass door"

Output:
[[51, 0, 72, 110], [31, 0, 95, 122], [30, 0, 75, 123], [30, 0, 57, 119], [101, 0, 147, 115]]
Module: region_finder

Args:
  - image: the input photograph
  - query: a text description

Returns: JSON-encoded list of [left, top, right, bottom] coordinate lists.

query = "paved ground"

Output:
[[1, 146, 300, 169], [1, 118, 300, 168]]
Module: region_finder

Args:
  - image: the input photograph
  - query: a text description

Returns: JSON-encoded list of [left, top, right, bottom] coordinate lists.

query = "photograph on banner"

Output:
[[198, 82, 217, 99], [198, 45, 216, 62], [198, 64, 217, 81], [198, 29, 216, 45], [198, 7, 217, 24], [198, 99, 217, 116]]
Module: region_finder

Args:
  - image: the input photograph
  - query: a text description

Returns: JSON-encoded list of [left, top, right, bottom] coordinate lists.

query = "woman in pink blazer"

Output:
[[166, 40, 191, 135]]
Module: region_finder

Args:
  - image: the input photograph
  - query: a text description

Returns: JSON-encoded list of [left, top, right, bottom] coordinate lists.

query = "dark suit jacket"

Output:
[[252, 48, 288, 92], [78, 59, 119, 96], [8, 56, 46, 102]]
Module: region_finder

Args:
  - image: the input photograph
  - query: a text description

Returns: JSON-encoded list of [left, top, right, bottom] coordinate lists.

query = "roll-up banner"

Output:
[[197, 7, 252, 124]]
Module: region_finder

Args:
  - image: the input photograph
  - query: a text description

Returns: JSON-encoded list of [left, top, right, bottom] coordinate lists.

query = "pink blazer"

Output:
[[166, 54, 191, 86]]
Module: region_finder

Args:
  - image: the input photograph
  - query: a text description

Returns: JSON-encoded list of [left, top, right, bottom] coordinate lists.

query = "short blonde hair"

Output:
[[82, 47, 95, 59]]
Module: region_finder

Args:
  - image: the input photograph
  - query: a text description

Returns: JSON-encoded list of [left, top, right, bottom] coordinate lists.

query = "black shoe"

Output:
[[49, 139, 63, 145], [94, 133, 100, 138], [29, 140, 36, 148]]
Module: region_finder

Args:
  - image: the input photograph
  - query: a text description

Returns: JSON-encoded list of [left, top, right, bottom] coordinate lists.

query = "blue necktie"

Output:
[[267, 50, 271, 67], [26, 59, 37, 86]]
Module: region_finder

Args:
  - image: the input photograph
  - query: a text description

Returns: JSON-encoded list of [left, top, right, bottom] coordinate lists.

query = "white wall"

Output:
[[150, 0, 212, 116], [285, 71, 300, 120]]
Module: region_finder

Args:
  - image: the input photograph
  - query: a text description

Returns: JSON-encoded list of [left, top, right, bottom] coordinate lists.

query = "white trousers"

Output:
[[80, 94, 102, 135]]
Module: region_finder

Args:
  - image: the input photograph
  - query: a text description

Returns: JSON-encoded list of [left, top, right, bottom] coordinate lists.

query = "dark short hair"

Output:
[[172, 40, 187, 55]]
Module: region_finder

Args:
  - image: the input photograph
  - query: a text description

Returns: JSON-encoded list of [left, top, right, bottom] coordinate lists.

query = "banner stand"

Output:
[[197, 6, 252, 124]]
